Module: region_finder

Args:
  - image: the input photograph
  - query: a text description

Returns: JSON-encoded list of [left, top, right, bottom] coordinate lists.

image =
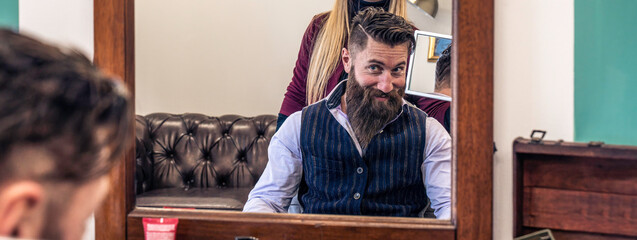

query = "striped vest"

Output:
[[299, 99, 430, 217]]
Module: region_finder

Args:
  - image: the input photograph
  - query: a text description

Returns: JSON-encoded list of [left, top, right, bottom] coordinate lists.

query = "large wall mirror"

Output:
[[94, 0, 493, 239]]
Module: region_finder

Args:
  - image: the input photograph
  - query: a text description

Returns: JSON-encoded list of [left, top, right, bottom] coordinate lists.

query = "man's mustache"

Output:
[[367, 87, 402, 99]]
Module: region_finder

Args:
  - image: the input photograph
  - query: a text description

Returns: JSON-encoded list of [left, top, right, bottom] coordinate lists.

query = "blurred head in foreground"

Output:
[[0, 29, 132, 240]]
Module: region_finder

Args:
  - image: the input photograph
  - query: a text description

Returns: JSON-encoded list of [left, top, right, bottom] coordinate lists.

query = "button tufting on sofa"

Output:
[[135, 113, 277, 210]]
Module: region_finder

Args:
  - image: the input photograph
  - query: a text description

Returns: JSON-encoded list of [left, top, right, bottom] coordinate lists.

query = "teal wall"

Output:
[[0, 0, 19, 30], [575, 0, 637, 145]]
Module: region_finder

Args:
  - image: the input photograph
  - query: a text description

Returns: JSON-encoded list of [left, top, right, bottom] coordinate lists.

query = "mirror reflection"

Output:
[[406, 31, 452, 101], [405, 31, 452, 132], [134, 0, 452, 220]]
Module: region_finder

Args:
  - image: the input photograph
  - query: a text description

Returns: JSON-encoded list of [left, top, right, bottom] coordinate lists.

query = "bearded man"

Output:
[[243, 8, 451, 219]]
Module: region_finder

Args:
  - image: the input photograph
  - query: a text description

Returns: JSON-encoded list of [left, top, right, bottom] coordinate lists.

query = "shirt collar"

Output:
[[325, 79, 348, 109]]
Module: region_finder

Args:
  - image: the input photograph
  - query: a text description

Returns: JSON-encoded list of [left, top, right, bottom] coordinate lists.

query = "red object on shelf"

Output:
[[142, 218, 178, 240]]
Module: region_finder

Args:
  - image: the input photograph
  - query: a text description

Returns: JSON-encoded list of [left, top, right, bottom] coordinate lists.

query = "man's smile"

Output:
[[375, 96, 389, 101]]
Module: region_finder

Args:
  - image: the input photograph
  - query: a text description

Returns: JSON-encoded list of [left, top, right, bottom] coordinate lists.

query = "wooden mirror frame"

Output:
[[94, 0, 493, 239]]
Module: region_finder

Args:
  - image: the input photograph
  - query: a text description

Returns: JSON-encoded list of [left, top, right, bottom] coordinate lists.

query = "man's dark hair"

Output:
[[348, 7, 415, 56], [435, 44, 451, 91], [0, 29, 132, 184]]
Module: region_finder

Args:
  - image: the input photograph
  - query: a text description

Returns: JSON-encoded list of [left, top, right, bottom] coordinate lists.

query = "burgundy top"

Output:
[[417, 97, 450, 131], [279, 13, 428, 117], [279, 13, 341, 117]]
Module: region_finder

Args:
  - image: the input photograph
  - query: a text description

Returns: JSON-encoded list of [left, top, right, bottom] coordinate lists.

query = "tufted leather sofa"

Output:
[[135, 113, 277, 210]]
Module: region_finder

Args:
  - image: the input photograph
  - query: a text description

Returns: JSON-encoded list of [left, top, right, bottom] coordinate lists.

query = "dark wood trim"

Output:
[[453, 0, 494, 239], [514, 138, 637, 160], [524, 227, 637, 240], [126, 208, 455, 240], [128, 207, 454, 229], [94, 0, 135, 239], [523, 187, 637, 236], [513, 140, 524, 236], [93, 0, 494, 238]]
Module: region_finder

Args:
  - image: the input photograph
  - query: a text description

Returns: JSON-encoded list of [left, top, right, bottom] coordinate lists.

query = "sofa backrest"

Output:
[[135, 113, 277, 194]]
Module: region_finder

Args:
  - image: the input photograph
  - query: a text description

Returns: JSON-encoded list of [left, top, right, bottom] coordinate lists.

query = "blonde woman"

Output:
[[278, 0, 424, 128]]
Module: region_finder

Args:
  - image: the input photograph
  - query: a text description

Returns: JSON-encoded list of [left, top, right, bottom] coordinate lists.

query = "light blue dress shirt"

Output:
[[244, 82, 452, 219]]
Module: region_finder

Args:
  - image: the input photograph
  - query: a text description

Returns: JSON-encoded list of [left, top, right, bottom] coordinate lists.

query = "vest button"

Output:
[[356, 167, 363, 174], [353, 192, 361, 200]]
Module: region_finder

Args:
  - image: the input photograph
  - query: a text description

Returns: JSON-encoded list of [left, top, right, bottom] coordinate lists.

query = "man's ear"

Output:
[[342, 48, 352, 74], [0, 181, 44, 237]]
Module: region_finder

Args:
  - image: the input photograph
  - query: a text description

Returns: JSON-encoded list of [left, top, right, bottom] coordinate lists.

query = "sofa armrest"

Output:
[[135, 116, 153, 194]]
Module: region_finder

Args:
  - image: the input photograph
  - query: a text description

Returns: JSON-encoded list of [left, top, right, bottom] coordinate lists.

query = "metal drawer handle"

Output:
[[530, 130, 546, 144]]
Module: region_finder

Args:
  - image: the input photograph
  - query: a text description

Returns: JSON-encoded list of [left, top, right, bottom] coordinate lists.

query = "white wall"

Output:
[[409, 34, 438, 93], [407, 0, 452, 35], [19, 1, 95, 240], [493, 0, 574, 239], [19, 0, 93, 59]]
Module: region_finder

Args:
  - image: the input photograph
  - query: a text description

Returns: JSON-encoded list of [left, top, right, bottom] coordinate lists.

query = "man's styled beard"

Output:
[[345, 68, 405, 149]]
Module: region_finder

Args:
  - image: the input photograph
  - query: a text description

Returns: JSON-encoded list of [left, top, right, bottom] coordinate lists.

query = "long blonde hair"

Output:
[[305, 0, 406, 104]]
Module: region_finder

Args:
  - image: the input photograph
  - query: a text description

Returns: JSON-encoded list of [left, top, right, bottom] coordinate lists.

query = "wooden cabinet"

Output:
[[513, 138, 637, 239]]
